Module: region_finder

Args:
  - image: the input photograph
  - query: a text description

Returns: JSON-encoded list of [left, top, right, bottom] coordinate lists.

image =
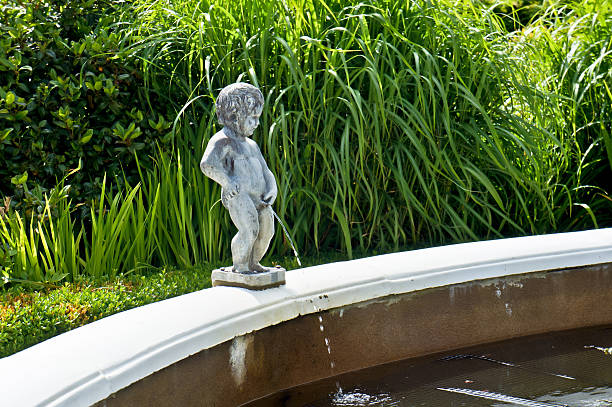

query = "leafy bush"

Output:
[[0, 0, 172, 202]]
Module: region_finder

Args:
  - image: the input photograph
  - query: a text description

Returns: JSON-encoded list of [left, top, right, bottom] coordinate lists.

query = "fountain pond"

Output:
[[247, 325, 612, 406]]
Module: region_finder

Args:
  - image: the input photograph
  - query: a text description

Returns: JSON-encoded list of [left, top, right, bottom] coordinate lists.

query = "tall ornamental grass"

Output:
[[0, 169, 83, 287], [117, 0, 610, 256], [522, 1, 612, 227]]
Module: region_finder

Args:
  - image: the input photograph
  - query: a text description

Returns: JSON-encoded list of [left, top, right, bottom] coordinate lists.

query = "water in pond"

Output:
[[246, 325, 612, 407]]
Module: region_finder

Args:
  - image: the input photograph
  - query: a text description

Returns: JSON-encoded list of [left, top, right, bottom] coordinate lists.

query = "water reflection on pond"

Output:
[[246, 326, 612, 407]]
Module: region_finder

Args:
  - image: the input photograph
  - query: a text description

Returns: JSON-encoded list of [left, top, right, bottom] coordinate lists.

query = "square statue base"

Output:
[[212, 266, 286, 290]]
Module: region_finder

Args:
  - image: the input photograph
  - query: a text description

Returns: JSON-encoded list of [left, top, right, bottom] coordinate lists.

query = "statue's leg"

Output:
[[250, 205, 274, 272], [226, 194, 259, 273]]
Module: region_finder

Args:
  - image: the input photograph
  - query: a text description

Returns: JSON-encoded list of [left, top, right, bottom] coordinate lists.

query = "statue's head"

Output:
[[215, 83, 264, 137]]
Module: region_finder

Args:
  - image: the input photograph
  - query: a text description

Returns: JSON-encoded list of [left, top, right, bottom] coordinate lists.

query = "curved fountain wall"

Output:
[[2, 229, 612, 406]]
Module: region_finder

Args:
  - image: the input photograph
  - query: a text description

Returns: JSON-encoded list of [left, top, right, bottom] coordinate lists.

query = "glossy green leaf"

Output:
[[11, 172, 28, 185], [79, 129, 94, 144], [5, 92, 15, 106]]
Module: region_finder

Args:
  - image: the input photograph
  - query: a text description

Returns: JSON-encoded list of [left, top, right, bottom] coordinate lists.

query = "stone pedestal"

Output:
[[212, 266, 286, 290]]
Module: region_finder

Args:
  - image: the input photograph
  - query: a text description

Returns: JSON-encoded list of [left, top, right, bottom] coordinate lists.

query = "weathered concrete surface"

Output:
[[98, 263, 612, 407]]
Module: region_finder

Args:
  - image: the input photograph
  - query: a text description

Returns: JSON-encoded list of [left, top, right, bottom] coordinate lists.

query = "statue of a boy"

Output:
[[200, 83, 277, 274]]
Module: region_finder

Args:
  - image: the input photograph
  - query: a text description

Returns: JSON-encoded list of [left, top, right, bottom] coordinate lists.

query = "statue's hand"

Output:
[[223, 182, 240, 201], [262, 190, 276, 206], [256, 200, 270, 210]]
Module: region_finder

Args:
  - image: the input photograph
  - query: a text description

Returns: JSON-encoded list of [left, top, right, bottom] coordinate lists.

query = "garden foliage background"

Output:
[[1, 0, 611, 286]]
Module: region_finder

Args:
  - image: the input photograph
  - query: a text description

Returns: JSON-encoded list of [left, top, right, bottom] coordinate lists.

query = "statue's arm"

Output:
[[200, 137, 232, 188]]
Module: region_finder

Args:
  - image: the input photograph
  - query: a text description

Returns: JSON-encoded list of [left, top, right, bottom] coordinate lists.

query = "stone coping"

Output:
[[1, 229, 612, 407]]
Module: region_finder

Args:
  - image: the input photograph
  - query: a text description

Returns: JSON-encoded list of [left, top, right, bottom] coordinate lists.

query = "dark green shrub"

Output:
[[0, 0, 173, 203]]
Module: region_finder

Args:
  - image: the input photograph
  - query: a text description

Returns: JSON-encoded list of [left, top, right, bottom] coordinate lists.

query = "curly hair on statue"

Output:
[[215, 83, 264, 128]]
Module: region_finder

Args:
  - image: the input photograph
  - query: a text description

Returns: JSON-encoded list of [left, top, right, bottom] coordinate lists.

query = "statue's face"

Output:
[[238, 107, 262, 137]]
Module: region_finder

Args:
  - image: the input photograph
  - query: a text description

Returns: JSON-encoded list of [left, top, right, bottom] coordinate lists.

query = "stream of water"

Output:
[[272, 209, 301, 266]]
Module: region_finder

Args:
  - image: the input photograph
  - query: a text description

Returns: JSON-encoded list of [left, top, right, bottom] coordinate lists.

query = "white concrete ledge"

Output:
[[2, 229, 612, 406]]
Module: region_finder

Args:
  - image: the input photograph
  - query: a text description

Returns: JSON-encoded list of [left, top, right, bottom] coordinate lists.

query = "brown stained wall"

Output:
[[97, 264, 612, 407]]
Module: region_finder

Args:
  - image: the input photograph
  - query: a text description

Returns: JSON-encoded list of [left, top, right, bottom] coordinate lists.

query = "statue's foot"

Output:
[[231, 265, 258, 275], [251, 263, 271, 273], [230, 263, 274, 274]]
